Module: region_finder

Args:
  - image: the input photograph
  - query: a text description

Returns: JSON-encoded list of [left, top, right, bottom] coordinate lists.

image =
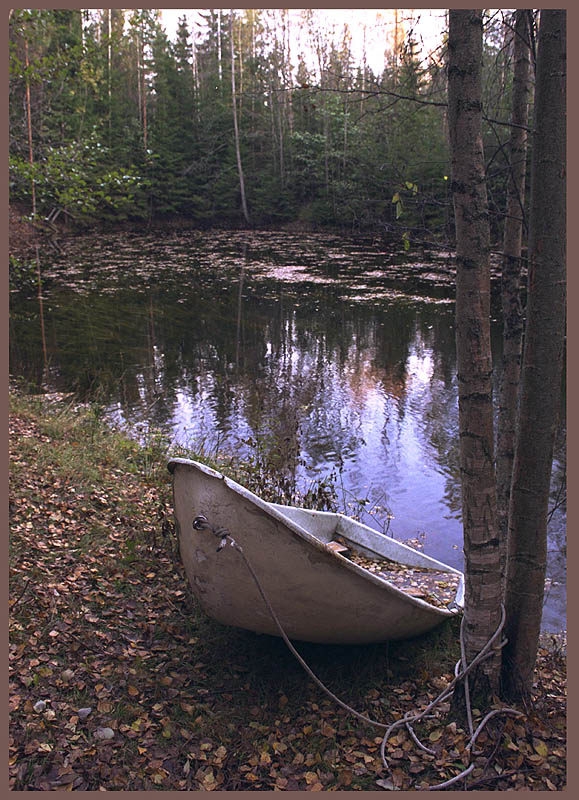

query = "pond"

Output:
[[10, 229, 566, 633]]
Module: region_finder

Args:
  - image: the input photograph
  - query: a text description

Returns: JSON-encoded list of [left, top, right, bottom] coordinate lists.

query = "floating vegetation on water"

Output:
[[345, 290, 453, 305], [34, 229, 466, 304], [258, 265, 340, 284]]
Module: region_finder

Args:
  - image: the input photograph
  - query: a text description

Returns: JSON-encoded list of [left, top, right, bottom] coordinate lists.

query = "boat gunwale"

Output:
[[268, 502, 464, 576], [168, 457, 464, 616]]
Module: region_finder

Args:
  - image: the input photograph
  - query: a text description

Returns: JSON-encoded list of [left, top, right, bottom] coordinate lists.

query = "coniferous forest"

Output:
[[9, 9, 518, 240]]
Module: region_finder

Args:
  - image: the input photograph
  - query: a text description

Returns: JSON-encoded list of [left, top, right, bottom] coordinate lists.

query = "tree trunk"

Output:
[[317, 46, 330, 194], [237, 17, 243, 114], [230, 14, 250, 224], [191, 27, 200, 123], [24, 38, 36, 216], [285, 11, 294, 137], [278, 99, 285, 186], [496, 10, 532, 587], [502, 9, 566, 701], [447, 9, 502, 701], [142, 41, 148, 153], [136, 32, 142, 127], [35, 245, 48, 374], [107, 9, 112, 139], [269, 85, 277, 175], [393, 9, 401, 76], [343, 104, 348, 174], [217, 9, 223, 83], [361, 24, 367, 115]]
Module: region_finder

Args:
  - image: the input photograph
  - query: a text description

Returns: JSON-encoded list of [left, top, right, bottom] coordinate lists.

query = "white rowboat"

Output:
[[169, 458, 464, 644]]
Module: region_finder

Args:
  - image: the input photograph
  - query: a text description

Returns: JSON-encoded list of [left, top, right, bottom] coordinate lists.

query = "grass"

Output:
[[9, 387, 566, 791]]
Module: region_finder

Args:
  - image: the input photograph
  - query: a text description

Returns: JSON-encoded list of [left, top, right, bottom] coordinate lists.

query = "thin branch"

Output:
[[483, 115, 531, 133], [10, 577, 32, 611], [247, 83, 532, 133]]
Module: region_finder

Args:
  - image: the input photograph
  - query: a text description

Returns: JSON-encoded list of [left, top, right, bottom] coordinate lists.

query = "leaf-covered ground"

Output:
[[9, 396, 567, 791]]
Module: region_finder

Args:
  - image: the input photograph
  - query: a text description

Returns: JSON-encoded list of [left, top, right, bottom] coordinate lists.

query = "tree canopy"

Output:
[[9, 9, 522, 238]]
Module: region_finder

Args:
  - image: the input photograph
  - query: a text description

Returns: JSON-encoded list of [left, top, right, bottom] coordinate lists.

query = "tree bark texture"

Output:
[[496, 10, 532, 586], [503, 9, 566, 701], [448, 9, 502, 697]]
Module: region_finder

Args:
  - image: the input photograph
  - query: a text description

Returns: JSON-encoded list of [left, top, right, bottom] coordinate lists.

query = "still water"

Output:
[[10, 229, 566, 632]]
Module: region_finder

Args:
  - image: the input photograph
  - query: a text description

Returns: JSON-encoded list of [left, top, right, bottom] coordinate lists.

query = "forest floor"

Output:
[[9, 390, 567, 791]]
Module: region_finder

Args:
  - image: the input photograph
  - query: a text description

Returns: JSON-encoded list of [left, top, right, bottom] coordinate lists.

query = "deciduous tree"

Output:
[[447, 8, 502, 700], [502, 9, 566, 701], [496, 9, 532, 585]]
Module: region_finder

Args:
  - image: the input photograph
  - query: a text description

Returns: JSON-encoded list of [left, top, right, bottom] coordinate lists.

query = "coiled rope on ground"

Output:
[[192, 515, 523, 791]]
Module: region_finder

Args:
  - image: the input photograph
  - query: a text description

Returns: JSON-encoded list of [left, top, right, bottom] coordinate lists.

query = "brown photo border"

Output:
[[5, 3, 573, 796]]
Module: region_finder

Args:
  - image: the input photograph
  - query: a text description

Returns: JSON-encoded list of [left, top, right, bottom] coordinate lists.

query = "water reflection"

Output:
[[9, 230, 566, 631]]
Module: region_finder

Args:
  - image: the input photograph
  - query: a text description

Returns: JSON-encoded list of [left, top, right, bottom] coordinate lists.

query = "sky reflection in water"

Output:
[[10, 230, 566, 631]]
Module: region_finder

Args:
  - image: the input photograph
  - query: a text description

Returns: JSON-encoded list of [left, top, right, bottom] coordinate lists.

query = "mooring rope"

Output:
[[191, 514, 523, 791], [192, 515, 390, 730]]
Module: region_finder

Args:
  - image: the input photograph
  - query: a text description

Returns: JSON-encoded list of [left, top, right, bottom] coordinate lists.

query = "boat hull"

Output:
[[169, 458, 463, 644]]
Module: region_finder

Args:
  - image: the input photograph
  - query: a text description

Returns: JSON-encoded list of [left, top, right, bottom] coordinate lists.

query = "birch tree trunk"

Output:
[[503, 9, 566, 701], [230, 14, 250, 224], [496, 10, 532, 585], [448, 9, 502, 699]]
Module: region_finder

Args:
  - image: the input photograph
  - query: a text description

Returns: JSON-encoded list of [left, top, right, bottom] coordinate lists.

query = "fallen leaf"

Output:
[[533, 739, 548, 758], [320, 721, 336, 737], [376, 778, 398, 790]]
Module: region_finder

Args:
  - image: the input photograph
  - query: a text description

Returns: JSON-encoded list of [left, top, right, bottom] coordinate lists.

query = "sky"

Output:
[[158, 8, 447, 75]]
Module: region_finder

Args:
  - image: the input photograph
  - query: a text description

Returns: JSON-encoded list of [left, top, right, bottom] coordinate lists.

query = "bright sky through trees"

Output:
[[159, 8, 446, 74]]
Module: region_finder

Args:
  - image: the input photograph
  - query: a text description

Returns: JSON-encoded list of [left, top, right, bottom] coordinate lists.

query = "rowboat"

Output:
[[168, 458, 464, 644]]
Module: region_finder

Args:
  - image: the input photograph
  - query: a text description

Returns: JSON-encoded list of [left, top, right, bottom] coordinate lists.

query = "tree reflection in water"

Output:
[[9, 229, 566, 631]]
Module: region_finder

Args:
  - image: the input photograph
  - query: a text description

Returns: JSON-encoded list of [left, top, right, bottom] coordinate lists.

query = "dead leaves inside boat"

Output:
[[329, 539, 461, 609]]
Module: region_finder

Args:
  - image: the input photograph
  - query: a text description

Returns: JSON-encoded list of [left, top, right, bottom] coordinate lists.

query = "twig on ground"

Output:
[[10, 577, 32, 611]]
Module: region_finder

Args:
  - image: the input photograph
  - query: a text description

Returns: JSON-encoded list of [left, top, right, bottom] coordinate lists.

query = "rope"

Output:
[[191, 514, 524, 791], [192, 515, 390, 730], [460, 612, 474, 737]]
